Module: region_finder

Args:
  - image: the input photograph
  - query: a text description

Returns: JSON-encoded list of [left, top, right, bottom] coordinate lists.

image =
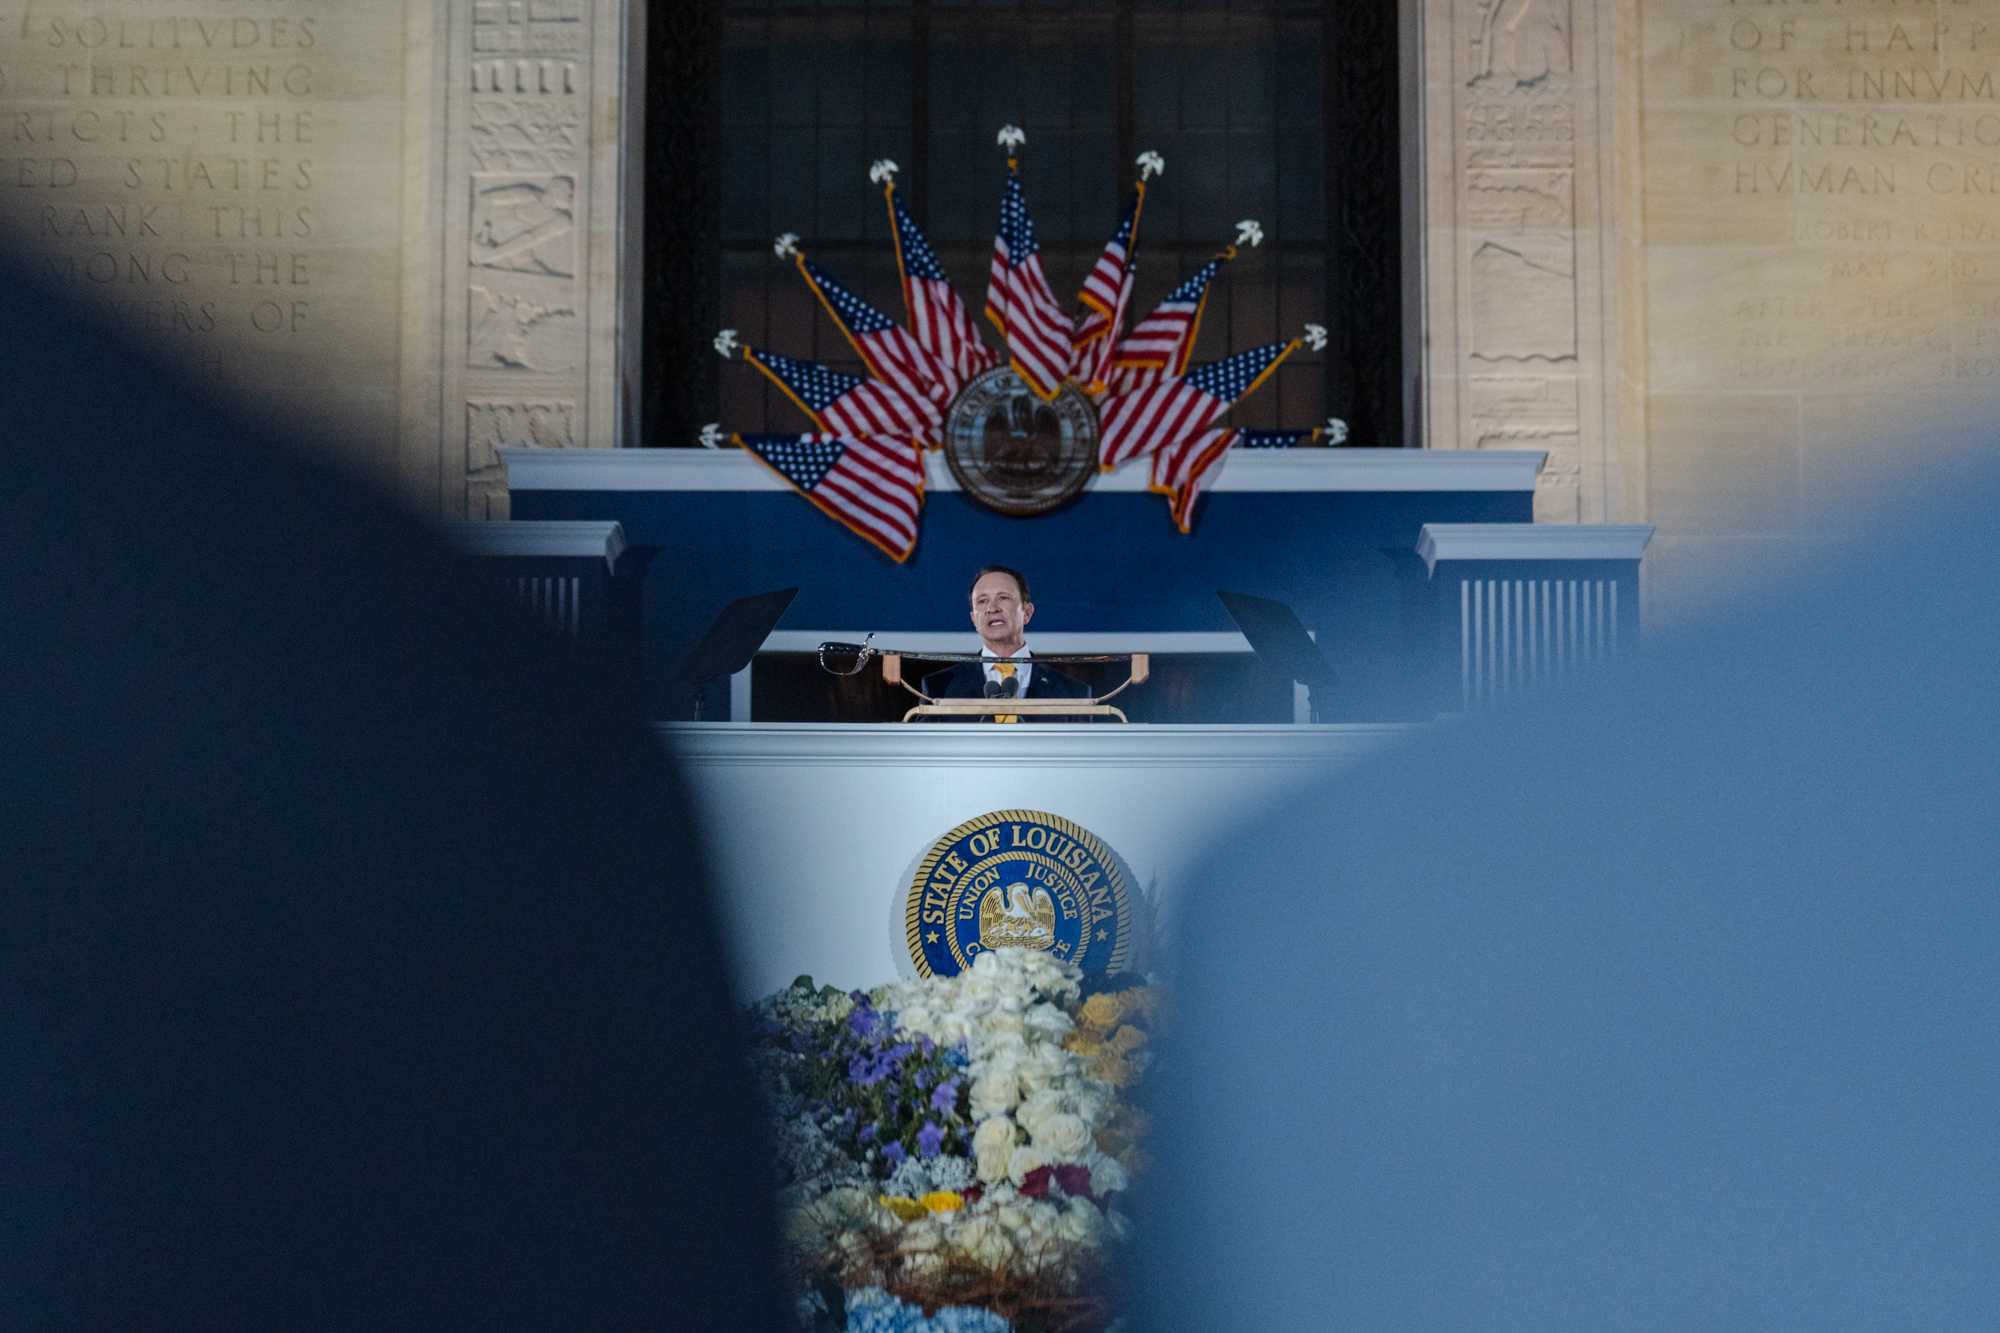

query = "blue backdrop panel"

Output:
[[514, 482, 1531, 720]]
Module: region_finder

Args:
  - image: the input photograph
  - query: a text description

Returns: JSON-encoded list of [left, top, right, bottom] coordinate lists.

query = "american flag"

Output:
[[1097, 336, 1300, 470], [793, 252, 953, 413], [1077, 185, 1143, 329], [885, 183, 996, 391], [1151, 426, 1321, 534], [741, 344, 942, 447], [984, 165, 1073, 401], [735, 432, 925, 564], [1111, 246, 1237, 384], [1071, 186, 1143, 389]]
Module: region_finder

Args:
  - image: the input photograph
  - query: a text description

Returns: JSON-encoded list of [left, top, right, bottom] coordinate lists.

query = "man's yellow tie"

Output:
[[993, 662, 1020, 724]]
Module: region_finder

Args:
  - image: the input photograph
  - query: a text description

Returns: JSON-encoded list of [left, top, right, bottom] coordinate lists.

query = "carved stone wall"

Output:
[[1420, 0, 2000, 622], [1418, 0, 1616, 525], [1624, 0, 2000, 623], [0, 0, 638, 522], [442, 0, 633, 519]]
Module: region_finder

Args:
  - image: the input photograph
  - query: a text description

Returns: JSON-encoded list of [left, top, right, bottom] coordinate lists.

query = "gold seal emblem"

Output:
[[903, 808, 1136, 978], [943, 367, 1100, 516]]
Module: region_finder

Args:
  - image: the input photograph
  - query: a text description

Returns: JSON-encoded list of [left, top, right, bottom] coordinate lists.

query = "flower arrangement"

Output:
[[749, 949, 1160, 1333]]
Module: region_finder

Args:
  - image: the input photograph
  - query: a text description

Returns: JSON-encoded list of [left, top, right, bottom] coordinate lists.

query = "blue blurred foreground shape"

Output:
[[1131, 452, 2000, 1330], [0, 260, 785, 1328]]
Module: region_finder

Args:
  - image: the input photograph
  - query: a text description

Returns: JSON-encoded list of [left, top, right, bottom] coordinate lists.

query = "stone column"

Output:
[[1413, 0, 1622, 525], [439, 0, 635, 519]]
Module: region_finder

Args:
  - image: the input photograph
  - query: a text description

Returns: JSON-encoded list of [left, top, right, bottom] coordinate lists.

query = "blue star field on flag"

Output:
[[996, 171, 1041, 266], [891, 192, 952, 283], [735, 430, 924, 563], [803, 258, 898, 336], [1185, 340, 1290, 401], [1238, 428, 1313, 448], [750, 433, 845, 489], [1163, 256, 1225, 305], [746, 349, 868, 414]]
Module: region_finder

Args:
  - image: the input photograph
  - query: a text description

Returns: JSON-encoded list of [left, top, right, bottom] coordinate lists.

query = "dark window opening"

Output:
[[645, 0, 1403, 451]]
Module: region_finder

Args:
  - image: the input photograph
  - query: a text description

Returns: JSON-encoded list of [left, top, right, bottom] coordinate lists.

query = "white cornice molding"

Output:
[[654, 721, 1420, 768], [1417, 523, 1656, 575], [762, 631, 1253, 654], [443, 519, 627, 569], [501, 448, 1547, 494]]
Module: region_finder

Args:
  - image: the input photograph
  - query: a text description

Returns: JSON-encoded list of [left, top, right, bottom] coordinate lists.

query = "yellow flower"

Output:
[[1076, 993, 1126, 1034], [1109, 1023, 1149, 1054], [1091, 1052, 1135, 1088], [1062, 1031, 1108, 1061], [878, 1195, 929, 1222], [920, 1190, 966, 1214]]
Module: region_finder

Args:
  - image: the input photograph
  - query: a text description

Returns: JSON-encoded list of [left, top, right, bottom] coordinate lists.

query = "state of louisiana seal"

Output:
[[904, 809, 1135, 978], [943, 366, 1099, 516]]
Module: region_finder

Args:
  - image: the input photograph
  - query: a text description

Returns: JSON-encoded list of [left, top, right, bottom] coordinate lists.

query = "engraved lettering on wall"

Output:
[[0, 0, 405, 436]]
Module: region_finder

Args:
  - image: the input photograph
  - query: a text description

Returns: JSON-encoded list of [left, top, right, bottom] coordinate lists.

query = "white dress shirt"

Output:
[[981, 643, 1032, 696]]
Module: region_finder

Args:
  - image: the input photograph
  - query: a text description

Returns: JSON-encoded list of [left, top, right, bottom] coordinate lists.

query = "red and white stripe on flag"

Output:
[[1074, 266, 1135, 390], [735, 432, 926, 564], [1097, 378, 1226, 470], [987, 246, 1073, 400], [818, 379, 939, 444], [908, 276, 996, 389]]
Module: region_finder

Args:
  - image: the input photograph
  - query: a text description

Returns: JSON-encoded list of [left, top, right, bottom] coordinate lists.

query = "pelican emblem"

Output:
[[978, 881, 1058, 951]]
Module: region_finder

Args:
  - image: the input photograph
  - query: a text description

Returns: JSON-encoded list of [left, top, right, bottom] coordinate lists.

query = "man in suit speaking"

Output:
[[921, 565, 1091, 720]]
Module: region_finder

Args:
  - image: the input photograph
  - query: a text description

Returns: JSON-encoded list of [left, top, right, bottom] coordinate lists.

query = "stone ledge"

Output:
[[655, 721, 1421, 768], [443, 519, 627, 568], [1417, 523, 1656, 575], [503, 447, 1549, 494]]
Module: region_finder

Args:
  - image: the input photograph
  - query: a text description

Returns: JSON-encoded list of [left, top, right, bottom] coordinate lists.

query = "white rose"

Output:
[[978, 1029, 1028, 1064], [1034, 1111, 1092, 1160], [995, 1201, 1032, 1237], [1006, 1142, 1049, 1185], [1023, 1003, 1072, 1038], [1055, 1197, 1104, 1245], [1020, 1043, 1073, 1086], [953, 1215, 1015, 1267], [897, 1219, 942, 1254], [1070, 1088, 1111, 1127], [982, 1010, 1026, 1038], [1088, 1152, 1130, 1195], [969, 1068, 1020, 1118], [972, 1115, 1019, 1183]]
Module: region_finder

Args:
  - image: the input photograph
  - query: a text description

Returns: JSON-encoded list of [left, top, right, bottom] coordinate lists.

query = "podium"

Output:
[[660, 720, 1417, 998]]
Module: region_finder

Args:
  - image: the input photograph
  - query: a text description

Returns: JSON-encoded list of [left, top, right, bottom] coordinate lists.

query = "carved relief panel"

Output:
[[447, 0, 621, 519], [1423, 0, 1611, 523]]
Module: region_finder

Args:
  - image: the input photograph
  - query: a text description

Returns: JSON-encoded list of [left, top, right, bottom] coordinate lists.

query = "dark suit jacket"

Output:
[[920, 658, 1092, 720]]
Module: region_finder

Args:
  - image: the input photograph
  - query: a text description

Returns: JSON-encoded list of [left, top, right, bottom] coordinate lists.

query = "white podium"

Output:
[[660, 722, 1420, 999]]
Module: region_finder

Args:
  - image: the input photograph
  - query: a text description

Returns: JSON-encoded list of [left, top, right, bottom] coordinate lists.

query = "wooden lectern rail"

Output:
[[881, 652, 1149, 724]]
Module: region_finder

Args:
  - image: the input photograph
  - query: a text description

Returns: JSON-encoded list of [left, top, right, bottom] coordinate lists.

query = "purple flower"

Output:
[[930, 1080, 959, 1114], [849, 1053, 888, 1086], [881, 1141, 907, 1170], [917, 1121, 944, 1159], [848, 1005, 880, 1039], [858, 1122, 877, 1143]]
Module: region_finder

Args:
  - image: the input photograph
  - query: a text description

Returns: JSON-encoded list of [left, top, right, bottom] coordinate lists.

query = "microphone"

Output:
[[984, 677, 1020, 699]]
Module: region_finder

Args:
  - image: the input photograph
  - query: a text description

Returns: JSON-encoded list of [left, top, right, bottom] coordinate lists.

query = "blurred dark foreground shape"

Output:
[[1131, 445, 2000, 1330], [0, 261, 787, 1330]]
